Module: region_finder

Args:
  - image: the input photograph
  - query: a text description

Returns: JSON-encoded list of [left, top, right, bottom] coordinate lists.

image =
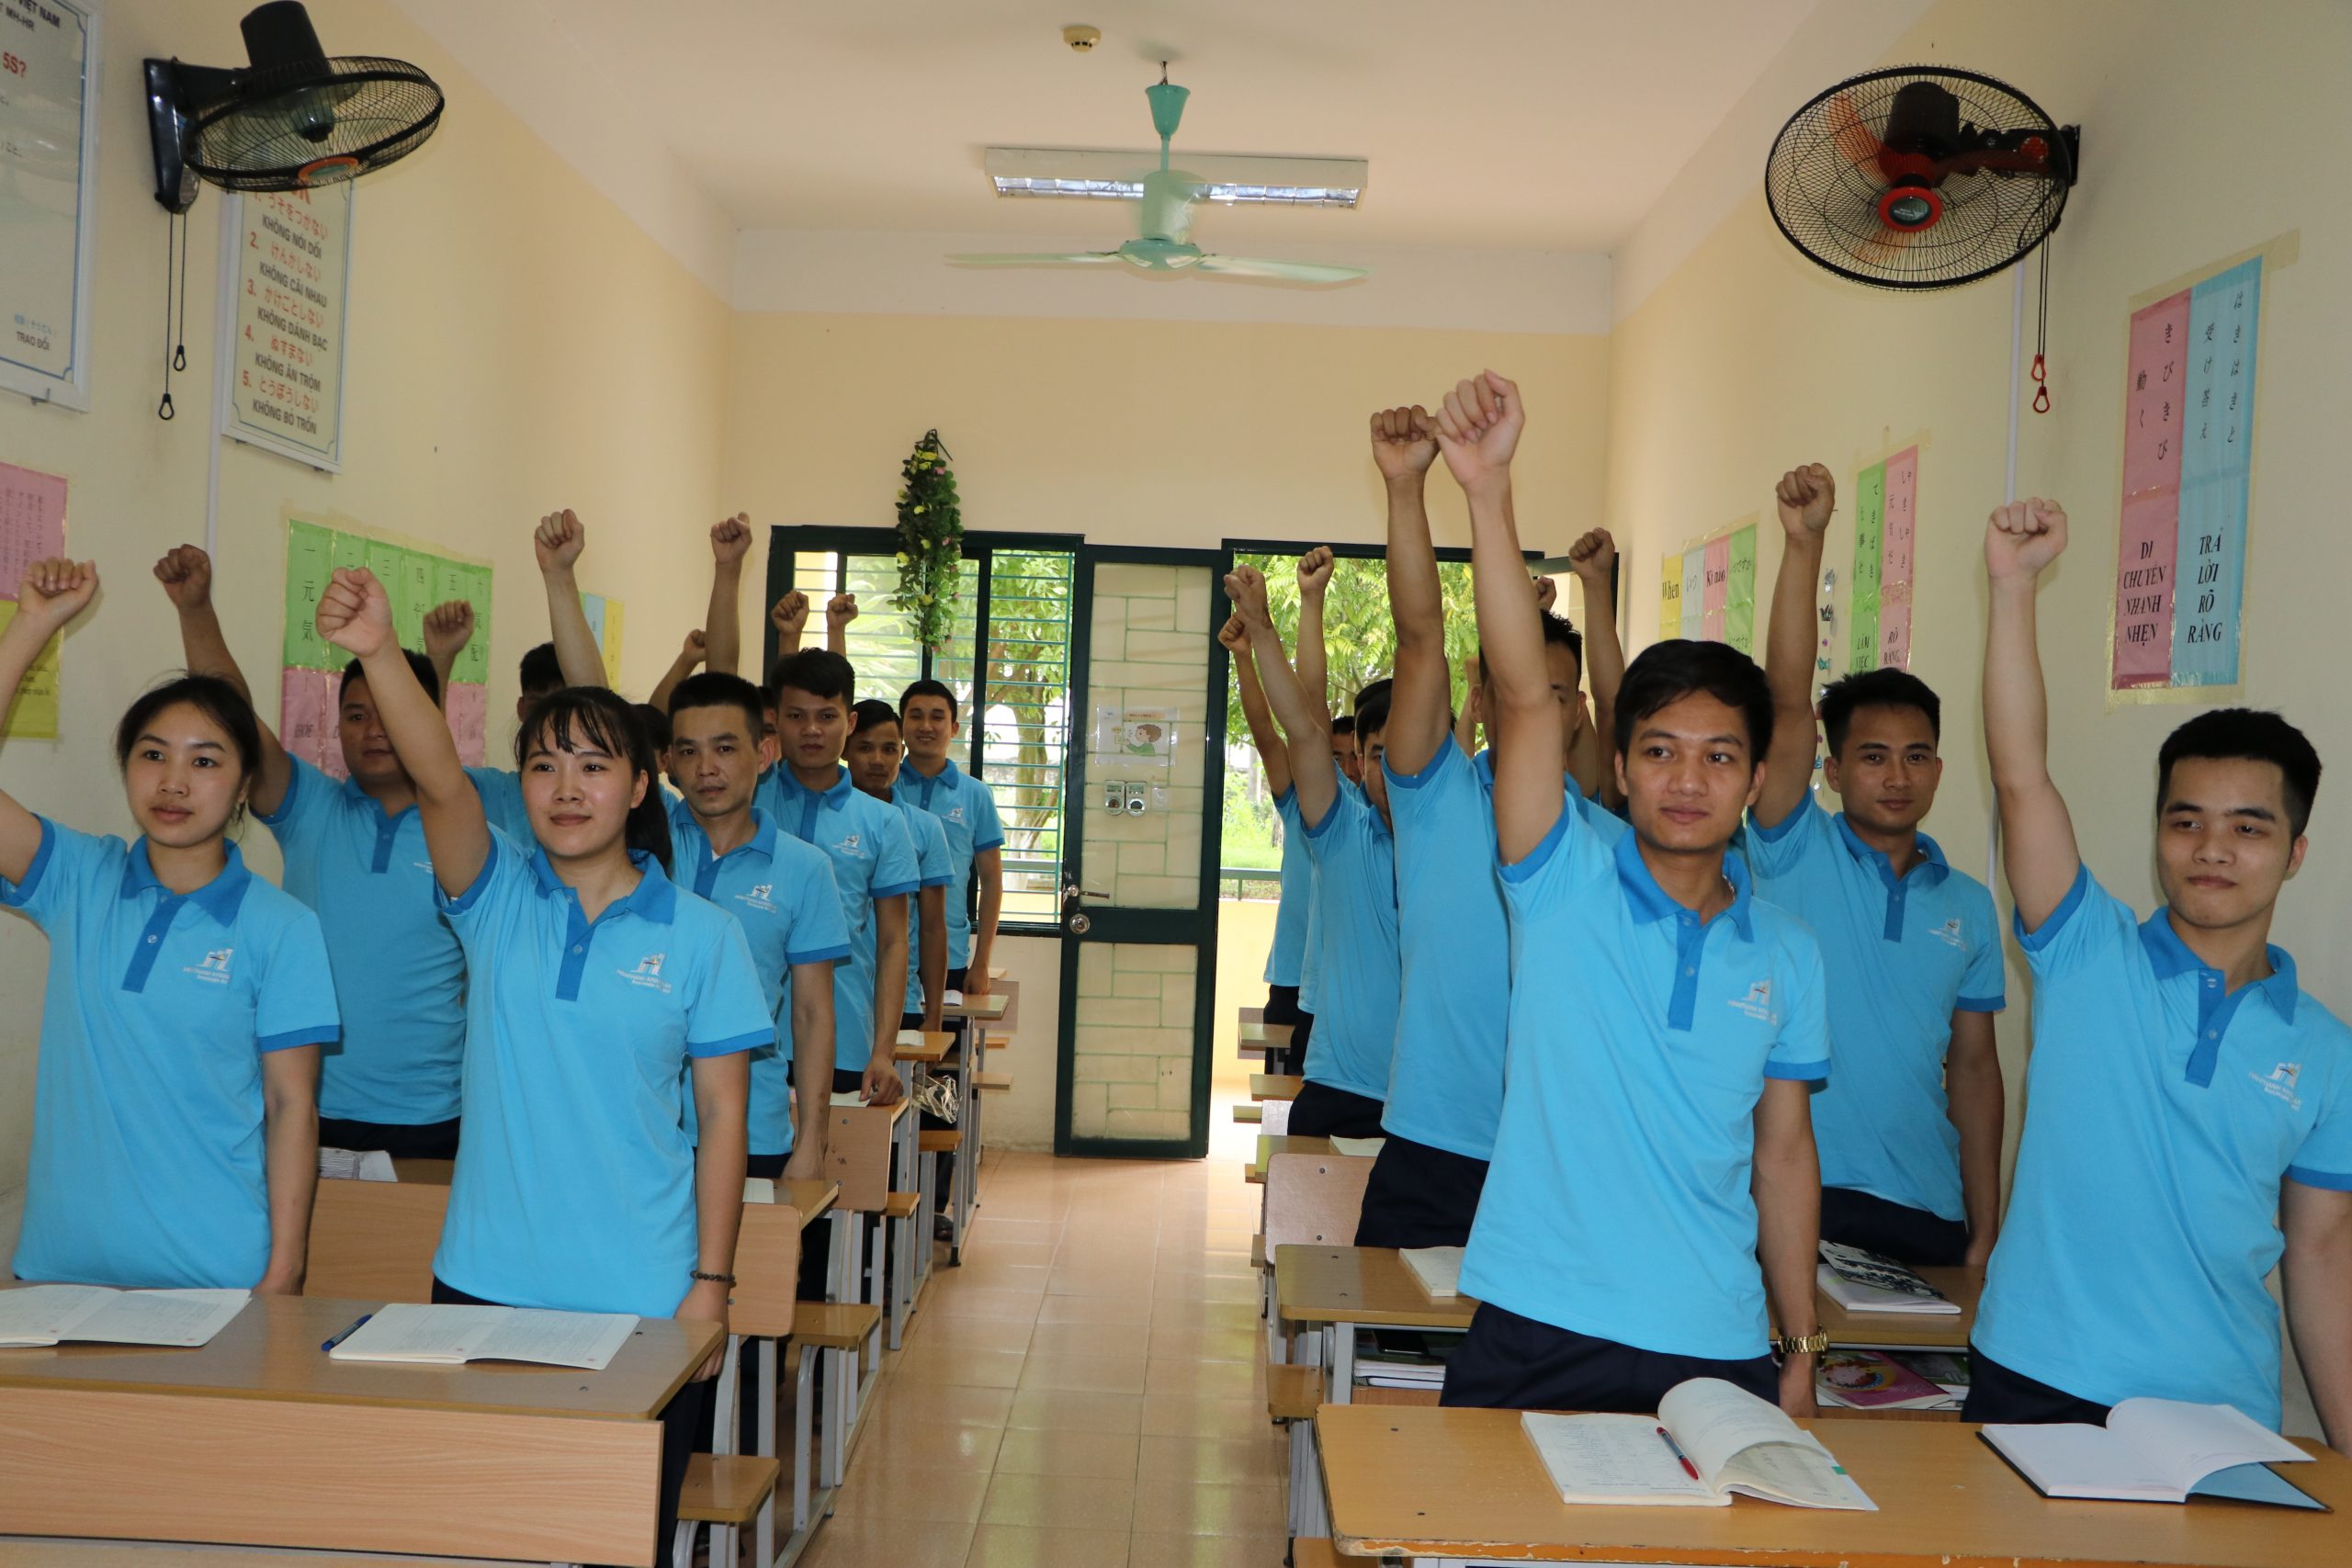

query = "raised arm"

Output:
[[1453, 655, 1483, 760], [422, 600, 475, 711], [1566, 530, 1626, 809], [771, 591, 809, 660], [1756, 466, 1834, 829], [1982, 500, 2081, 931], [1374, 407, 1451, 775], [0, 559, 96, 880], [317, 569, 491, 896], [706, 514, 751, 676], [1295, 548, 1335, 722], [535, 510, 607, 689], [649, 629, 706, 713], [823, 593, 858, 657], [1229, 566, 1337, 829], [1220, 613, 1294, 798], [155, 546, 293, 815], [1434, 370, 1558, 862]]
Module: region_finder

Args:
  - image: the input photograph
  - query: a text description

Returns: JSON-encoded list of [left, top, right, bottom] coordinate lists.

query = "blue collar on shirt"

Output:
[[1834, 813, 1949, 942], [775, 764, 856, 811], [901, 757, 960, 809], [338, 773, 420, 873], [1614, 825, 1756, 941], [119, 839, 253, 923], [527, 846, 679, 924], [2139, 908, 2298, 1088]]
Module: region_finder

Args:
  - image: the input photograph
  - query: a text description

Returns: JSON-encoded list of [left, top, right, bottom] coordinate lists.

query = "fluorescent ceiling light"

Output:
[[983, 147, 1366, 209]]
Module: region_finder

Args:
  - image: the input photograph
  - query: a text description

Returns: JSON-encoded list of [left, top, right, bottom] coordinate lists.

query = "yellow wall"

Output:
[[1604, 0, 2352, 1433], [0, 0, 731, 1246]]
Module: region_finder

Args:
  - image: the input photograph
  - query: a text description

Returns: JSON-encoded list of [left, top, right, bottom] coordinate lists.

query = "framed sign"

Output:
[[0, 0, 100, 411], [217, 181, 354, 470]]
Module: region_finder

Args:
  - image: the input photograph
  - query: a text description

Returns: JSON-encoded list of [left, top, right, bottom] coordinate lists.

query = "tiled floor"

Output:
[[800, 1118, 1287, 1568]]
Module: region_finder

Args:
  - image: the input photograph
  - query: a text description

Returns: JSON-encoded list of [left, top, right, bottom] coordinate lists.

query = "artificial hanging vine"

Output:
[[891, 429, 963, 650]]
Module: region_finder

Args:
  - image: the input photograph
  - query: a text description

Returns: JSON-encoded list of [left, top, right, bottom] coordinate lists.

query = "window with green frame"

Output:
[[771, 531, 1080, 931]]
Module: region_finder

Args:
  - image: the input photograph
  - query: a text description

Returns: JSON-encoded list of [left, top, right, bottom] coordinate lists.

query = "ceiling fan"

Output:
[[951, 70, 1366, 286]]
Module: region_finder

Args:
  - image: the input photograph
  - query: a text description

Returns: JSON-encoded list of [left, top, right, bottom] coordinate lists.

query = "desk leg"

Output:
[[713, 1335, 741, 1454], [1264, 1273, 1286, 1366], [794, 1337, 817, 1535], [754, 1336, 778, 1568], [1328, 1320, 1355, 1405], [1287, 1413, 1329, 1541]]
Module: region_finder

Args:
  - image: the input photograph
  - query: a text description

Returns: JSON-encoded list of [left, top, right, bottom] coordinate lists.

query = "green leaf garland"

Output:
[[891, 429, 963, 650]]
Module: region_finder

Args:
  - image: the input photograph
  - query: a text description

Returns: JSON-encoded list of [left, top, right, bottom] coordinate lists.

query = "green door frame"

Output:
[[1054, 544, 1230, 1159]]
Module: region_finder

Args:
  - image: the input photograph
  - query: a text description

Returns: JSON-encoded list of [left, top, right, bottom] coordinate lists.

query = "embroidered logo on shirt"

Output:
[[834, 832, 864, 855], [947, 806, 967, 824], [622, 953, 673, 994], [1931, 917, 1967, 950], [1727, 978, 1781, 1024], [185, 947, 235, 985], [2252, 1061, 2303, 1111], [739, 884, 778, 913]]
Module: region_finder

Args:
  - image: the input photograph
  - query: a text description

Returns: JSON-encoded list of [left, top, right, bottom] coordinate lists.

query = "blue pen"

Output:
[[1656, 1425, 1702, 1482], [321, 1313, 373, 1353]]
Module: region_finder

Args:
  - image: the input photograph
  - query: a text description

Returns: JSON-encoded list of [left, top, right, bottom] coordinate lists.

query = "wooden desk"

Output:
[[1251, 1072, 1304, 1101], [1276, 1246, 1476, 1405], [1811, 1265, 1982, 1351], [778, 1179, 838, 1229], [0, 1292, 718, 1565], [1317, 1402, 2352, 1566], [893, 1029, 952, 1063], [1250, 1134, 1334, 1184], [941, 992, 1008, 1022]]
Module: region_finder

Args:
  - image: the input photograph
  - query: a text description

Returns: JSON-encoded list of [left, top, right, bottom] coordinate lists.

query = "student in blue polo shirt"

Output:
[[1222, 614, 1317, 1078], [1363, 400, 1631, 1249], [843, 698, 952, 1030], [156, 545, 526, 1162], [761, 649, 922, 1106], [1748, 465, 2007, 1267], [1431, 371, 1829, 1417], [2, 557, 337, 1294], [1227, 563, 1398, 1141], [899, 678, 1008, 1002], [1969, 498, 2352, 1445], [318, 564, 769, 1561], [668, 671, 849, 1180]]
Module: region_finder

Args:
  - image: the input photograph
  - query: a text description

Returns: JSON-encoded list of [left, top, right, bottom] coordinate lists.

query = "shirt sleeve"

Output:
[[254, 906, 344, 1054], [1495, 775, 1600, 888], [1956, 880, 2008, 1012], [0, 816, 88, 927], [786, 846, 852, 965], [1765, 925, 1832, 1082], [2014, 863, 2138, 978], [435, 826, 528, 931], [870, 806, 922, 899], [915, 815, 953, 888], [253, 754, 328, 839], [1300, 784, 1363, 867], [686, 908, 784, 1058], [969, 780, 1005, 855], [1743, 793, 1829, 878]]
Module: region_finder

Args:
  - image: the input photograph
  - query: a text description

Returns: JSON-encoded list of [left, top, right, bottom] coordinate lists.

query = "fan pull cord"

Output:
[[157, 209, 189, 421], [2030, 231, 2052, 414]]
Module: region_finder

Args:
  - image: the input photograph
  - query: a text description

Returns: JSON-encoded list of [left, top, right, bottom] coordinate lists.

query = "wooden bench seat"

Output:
[[790, 1301, 882, 1350], [1233, 1104, 1263, 1124], [1267, 1361, 1322, 1422], [678, 1453, 780, 1526], [882, 1190, 922, 1220], [1250, 1073, 1303, 1102], [976, 1070, 1013, 1090], [1291, 1540, 1345, 1568], [919, 1129, 963, 1154]]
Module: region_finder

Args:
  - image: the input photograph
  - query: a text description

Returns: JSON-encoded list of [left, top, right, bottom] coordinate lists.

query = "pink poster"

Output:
[[0, 462, 68, 600], [2112, 289, 2190, 687], [279, 667, 339, 775], [445, 682, 489, 767], [1879, 446, 1918, 671], [1701, 534, 1729, 643]]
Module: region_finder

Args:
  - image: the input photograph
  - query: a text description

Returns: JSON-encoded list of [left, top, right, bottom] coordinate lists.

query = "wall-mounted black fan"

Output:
[[1765, 66, 2078, 290], [144, 1, 444, 214]]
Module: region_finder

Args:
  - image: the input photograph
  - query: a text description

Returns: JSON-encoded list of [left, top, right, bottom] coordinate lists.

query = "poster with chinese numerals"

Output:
[[281, 518, 492, 774], [2112, 253, 2265, 696], [222, 183, 352, 470], [0, 458, 66, 737], [1661, 521, 1758, 656], [1849, 446, 1920, 673]]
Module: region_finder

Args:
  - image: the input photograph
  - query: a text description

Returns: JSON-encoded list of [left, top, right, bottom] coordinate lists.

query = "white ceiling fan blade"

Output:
[[1193, 254, 1367, 285], [947, 252, 1125, 267]]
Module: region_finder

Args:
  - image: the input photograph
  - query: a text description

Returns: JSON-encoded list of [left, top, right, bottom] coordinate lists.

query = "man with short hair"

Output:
[[1748, 463, 2006, 1267], [898, 678, 1008, 1003], [1968, 497, 2352, 1447]]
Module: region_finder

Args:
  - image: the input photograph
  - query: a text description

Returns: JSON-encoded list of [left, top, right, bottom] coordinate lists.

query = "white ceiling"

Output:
[[401, 0, 1820, 250]]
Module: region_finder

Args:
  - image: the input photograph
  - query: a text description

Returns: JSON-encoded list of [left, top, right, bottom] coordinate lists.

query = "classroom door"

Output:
[[1054, 547, 1227, 1158]]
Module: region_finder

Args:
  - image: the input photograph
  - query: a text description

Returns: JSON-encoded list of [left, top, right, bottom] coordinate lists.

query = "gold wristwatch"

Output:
[[1770, 1331, 1829, 1356]]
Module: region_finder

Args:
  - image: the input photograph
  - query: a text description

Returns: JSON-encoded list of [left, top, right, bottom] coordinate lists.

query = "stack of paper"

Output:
[[1399, 1246, 1464, 1300], [0, 1286, 251, 1348]]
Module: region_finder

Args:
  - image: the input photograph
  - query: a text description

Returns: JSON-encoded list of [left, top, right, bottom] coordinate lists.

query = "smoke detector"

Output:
[[1063, 24, 1101, 51]]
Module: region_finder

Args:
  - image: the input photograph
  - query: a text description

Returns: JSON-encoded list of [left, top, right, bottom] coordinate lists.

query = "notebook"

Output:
[[1329, 1135, 1386, 1158], [1399, 1246, 1464, 1300], [1982, 1398, 2324, 1508], [1816, 1348, 1954, 1411], [1521, 1378, 1877, 1510], [318, 1147, 397, 1181], [326, 1302, 638, 1371], [743, 1177, 777, 1203], [1816, 1241, 1960, 1314], [0, 1285, 252, 1349]]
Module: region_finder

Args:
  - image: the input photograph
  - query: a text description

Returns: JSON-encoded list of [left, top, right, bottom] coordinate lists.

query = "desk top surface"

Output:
[[1250, 1073, 1304, 1101], [894, 1030, 953, 1062], [1276, 1246, 1479, 1330], [0, 1293, 718, 1422], [942, 993, 1008, 1021], [1318, 1403, 2352, 1567], [1810, 1264, 1982, 1350], [777, 1179, 838, 1227]]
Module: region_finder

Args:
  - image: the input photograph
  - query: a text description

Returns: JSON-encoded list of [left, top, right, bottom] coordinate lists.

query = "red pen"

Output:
[[1657, 1426, 1702, 1481]]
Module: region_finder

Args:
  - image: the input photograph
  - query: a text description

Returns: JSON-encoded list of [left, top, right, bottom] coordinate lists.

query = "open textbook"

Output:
[[326, 1303, 637, 1371], [1521, 1377, 1877, 1510], [0, 1285, 251, 1348], [1982, 1398, 2324, 1508]]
